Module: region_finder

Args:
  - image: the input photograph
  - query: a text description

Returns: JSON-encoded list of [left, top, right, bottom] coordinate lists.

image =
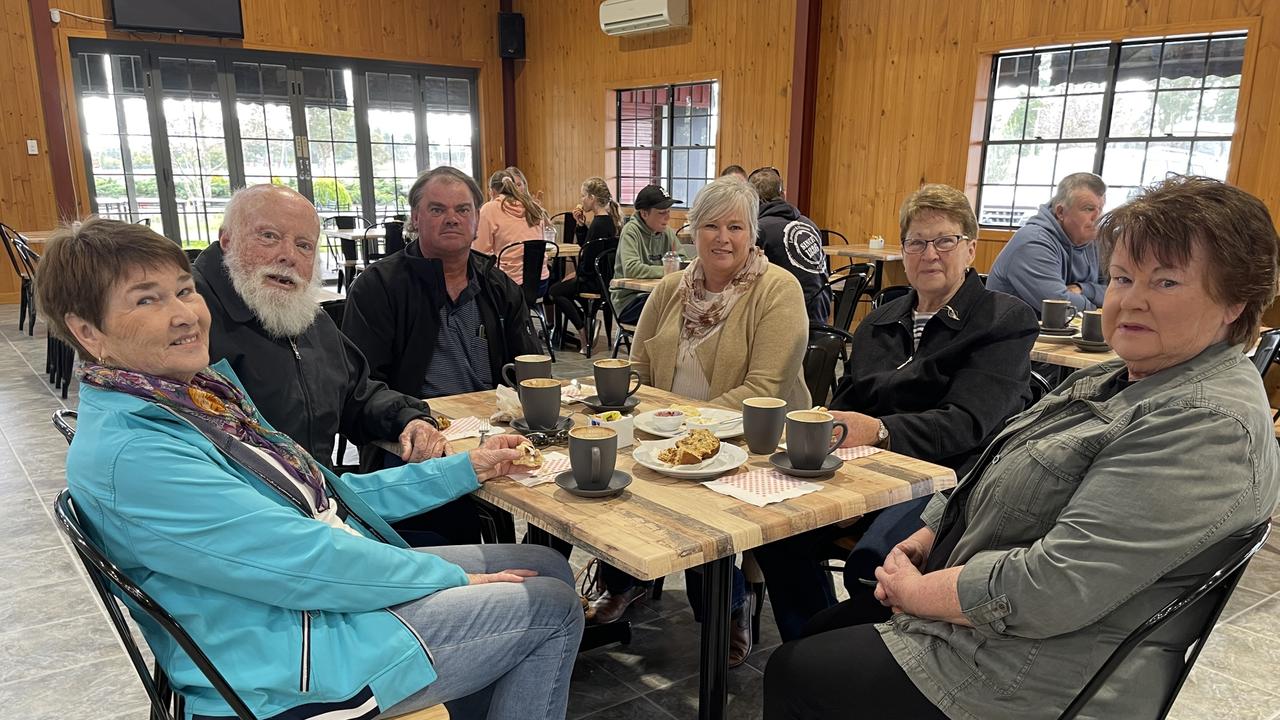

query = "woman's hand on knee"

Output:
[[467, 568, 540, 584]]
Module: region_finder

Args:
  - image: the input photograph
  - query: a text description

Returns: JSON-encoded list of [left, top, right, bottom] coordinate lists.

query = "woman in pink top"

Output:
[[473, 169, 551, 287]]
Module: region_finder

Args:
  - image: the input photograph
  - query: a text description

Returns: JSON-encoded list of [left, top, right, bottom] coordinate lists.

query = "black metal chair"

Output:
[[2, 225, 39, 334], [1027, 370, 1053, 408], [572, 237, 620, 357], [872, 284, 912, 309], [1057, 520, 1271, 720], [813, 267, 871, 334], [595, 249, 636, 359], [52, 409, 77, 444], [364, 220, 405, 265], [324, 215, 366, 293], [804, 325, 856, 406], [498, 240, 559, 361], [819, 228, 848, 273], [53, 489, 257, 720], [1250, 328, 1280, 377]]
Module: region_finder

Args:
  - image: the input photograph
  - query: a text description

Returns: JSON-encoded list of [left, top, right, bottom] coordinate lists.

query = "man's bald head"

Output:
[[221, 184, 321, 242]]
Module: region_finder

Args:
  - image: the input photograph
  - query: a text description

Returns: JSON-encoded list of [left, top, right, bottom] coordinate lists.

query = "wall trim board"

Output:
[[971, 16, 1261, 55]]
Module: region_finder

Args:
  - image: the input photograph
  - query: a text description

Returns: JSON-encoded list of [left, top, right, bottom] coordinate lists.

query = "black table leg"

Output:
[[698, 556, 732, 720]]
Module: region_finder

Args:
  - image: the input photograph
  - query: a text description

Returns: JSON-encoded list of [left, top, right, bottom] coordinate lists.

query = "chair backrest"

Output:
[[53, 409, 77, 444], [183, 248, 202, 263], [52, 489, 257, 720], [872, 285, 912, 309], [577, 236, 619, 291], [12, 236, 41, 277], [595, 248, 626, 321], [320, 299, 346, 331], [828, 270, 870, 332], [364, 221, 405, 263], [804, 325, 855, 405], [0, 223, 31, 280], [1027, 370, 1053, 409], [326, 215, 362, 231], [498, 240, 557, 305], [1250, 328, 1280, 377], [1057, 520, 1271, 720]]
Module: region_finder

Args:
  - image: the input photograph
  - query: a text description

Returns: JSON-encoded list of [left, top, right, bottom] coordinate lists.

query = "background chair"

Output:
[[573, 236, 619, 357], [1027, 370, 1053, 408], [364, 220, 405, 265], [324, 215, 366, 293], [1057, 521, 1271, 719], [872, 284, 911, 309], [813, 265, 871, 334], [818, 228, 847, 272], [1, 225, 38, 334], [498, 240, 559, 361], [804, 325, 856, 406], [595, 249, 636, 358]]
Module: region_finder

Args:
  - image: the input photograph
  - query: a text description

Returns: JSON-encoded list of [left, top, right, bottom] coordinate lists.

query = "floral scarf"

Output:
[[678, 246, 770, 348], [80, 363, 329, 511]]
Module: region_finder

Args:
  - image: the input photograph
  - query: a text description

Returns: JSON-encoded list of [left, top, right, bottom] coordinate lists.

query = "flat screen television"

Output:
[[111, 0, 244, 38]]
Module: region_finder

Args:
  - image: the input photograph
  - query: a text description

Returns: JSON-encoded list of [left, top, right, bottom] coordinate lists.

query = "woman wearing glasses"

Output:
[[753, 184, 1039, 641]]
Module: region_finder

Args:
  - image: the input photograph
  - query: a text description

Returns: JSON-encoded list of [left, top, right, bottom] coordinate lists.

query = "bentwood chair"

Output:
[[2, 225, 39, 334], [1057, 521, 1271, 720], [1028, 370, 1054, 408], [804, 324, 856, 407], [498, 240, 559, 361], [595, 249, 635, 359], [872, 285, 912, 309], [574, 237, 619, 357]]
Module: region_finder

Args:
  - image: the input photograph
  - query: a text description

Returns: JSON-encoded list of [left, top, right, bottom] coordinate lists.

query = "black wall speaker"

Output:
[[499, 12, 525, 59]]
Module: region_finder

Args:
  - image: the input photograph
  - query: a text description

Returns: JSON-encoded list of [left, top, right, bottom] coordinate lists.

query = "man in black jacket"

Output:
[[196, 184, 447, 472], [343, 167, 543, 546], [748, 167, 830, 323]]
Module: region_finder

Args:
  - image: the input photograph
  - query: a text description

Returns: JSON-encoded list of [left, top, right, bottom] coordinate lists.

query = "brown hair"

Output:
[[404, 166, 485, 240], [488, 169, 549, 228], [720, 164, 747, 178], [898, 184, 978, 241], [35, 217, 190, 359], [747, 167, 784, 202], [1096, 175, 1278, 346], [581, 176, 622, 230]]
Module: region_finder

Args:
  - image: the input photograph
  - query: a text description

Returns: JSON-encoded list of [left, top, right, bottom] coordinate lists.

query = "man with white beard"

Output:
[[194, 184, 448, 472]]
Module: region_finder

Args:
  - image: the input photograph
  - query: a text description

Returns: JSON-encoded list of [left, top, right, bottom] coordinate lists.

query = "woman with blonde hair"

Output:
[[550, 177, 623, 353], [473, 168, 551, 287]]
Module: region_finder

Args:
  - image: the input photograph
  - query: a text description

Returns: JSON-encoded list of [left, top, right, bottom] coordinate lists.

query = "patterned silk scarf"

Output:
[[80, 363, 329, 511], [679, 246, 770, 348]]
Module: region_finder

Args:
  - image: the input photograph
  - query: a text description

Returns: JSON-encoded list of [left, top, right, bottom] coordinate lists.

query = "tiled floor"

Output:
[[3, 302, 1280, 719]]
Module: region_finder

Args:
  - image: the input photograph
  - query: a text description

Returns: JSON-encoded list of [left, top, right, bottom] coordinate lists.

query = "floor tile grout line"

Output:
[[1220, 590, 1279, 625], [0, 653, 132, 689], [0, 320, 72, 407], [0, 609, 108, 638], [1191, 664, 1280, 700]]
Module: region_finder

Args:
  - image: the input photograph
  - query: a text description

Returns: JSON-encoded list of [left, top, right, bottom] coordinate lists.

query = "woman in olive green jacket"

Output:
[[765, 176, 1280, 720]]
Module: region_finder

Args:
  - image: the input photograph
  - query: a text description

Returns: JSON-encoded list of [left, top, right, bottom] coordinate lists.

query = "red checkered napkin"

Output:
[[701, 469, 822, 507], [512, 452, 571, 487], [835, 446, 884, 461], [442, 416, 484, 441]]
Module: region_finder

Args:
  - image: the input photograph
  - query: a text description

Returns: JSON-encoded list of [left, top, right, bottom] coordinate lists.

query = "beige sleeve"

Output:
[[627, 277, 677, 385], [711, 275, 808, 408]]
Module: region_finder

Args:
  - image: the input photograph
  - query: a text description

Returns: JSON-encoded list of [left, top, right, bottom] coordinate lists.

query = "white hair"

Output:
[[687, 177, 760, 242]]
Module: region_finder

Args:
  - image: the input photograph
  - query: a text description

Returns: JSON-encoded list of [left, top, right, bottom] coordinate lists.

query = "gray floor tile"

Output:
[[5, 545, 84, 593], [0, 492, 63, 557], [1222, 587, 1273, 622], [0, 578, 100, 631], [1166, 666, 1280, 720], [577, 694, 678, 720], [1197, 624, 1280, 696], [1239, 552, 1280, 596], [644, 663, 765, 720], [1228, 595, 1280, 641], [0, 655, 148, 720], [0, 613, 126, 685], [586, 610, 703, 692], [567, 656, 642, 720]]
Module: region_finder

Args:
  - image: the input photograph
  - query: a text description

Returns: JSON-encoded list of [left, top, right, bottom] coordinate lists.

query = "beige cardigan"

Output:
[[629, 263, 811, 410]]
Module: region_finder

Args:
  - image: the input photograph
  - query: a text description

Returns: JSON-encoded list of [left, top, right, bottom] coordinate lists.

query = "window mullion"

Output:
[[219, 57, 246, 190], [143, 50, 182, 243], [288, 65, 314, 203], [353, 69, 375, 224], [1092, 43, 1122, 178]]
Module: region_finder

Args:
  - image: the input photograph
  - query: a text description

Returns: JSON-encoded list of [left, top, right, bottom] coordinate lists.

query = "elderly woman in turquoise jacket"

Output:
[[39, 218, 583, 720]]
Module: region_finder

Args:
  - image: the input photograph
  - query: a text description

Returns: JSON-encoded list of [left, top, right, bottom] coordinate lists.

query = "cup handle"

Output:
[[1065, 306, 1079, 323], [828, 422, 848, 454], [502, 363, 516, 388], [591, 447, 600, 481], [626, 371, 642, 398]]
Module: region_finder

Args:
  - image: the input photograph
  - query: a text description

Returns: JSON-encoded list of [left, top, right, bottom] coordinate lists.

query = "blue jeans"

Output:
[[375, 544, 584, 720]]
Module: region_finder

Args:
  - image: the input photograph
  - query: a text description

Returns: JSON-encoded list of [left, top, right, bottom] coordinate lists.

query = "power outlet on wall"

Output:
[[26, 139, 39, 155]]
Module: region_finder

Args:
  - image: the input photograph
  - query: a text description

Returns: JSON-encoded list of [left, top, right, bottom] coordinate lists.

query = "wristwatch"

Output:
[[875, 420, 890, 448]]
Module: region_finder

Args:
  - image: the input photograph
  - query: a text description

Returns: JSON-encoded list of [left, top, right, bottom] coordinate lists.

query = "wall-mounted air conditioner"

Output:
[[599, 0, 689, 37]]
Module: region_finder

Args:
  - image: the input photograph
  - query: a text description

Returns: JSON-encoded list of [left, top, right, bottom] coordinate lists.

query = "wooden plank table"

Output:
[[1030, 337, 1118, 369], [609, 277, 662, 293], [822, 244, 904, 297], [425, 383, 957, 720]]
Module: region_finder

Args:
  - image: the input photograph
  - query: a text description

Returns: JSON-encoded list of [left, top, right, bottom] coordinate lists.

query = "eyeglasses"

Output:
[[901, 235, 968, 255], [524, 429, 570, 448]]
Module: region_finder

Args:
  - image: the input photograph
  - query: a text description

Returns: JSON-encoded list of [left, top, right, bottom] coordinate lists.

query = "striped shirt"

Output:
[[420, 276, 494, 398], [912, 311, 935, 350]]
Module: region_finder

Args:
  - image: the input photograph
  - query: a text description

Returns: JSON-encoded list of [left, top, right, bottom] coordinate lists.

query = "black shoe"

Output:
[[729, 591, 755, 668]]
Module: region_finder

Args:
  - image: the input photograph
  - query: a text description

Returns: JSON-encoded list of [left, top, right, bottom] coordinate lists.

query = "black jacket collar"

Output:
[[869, 269, 986, 331], [192, 243, 258, 326]]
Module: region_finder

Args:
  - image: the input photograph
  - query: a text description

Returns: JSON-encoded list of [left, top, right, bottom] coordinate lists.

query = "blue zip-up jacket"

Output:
[[986, 204, 1106, 316], [66, 361, 476, 719]]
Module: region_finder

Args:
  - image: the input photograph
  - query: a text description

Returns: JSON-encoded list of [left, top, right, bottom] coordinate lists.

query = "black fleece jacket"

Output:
[[830, 270, 1039, 477]]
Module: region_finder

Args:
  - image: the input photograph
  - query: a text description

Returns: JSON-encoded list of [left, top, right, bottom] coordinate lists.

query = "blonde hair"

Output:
[[687, 177, 759, 242], [581, 176, 622, 230], [489, 169, 548, 228]]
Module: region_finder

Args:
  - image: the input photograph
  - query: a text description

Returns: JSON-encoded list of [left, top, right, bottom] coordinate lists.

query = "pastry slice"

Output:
[[657, 429, 722, 465], [512, 442, 544, 468]]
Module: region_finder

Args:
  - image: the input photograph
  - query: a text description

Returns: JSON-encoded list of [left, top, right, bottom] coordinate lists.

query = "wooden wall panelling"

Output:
[[1, 0, 58, 233], [511, 0, 797, 214]]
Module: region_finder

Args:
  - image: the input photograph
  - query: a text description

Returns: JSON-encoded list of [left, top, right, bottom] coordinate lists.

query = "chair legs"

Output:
[[19, 279, 29, 332], [531, 306, 557, 363]]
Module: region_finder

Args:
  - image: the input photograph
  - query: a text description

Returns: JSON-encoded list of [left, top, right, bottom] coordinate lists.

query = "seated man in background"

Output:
[[987, 172, 1107, 316], [195, 184, 448, 470], [343, 166, 542, 545], [720, 164, 748, 181], [748, 166, 830, 324], [611, 184, 680, 325]]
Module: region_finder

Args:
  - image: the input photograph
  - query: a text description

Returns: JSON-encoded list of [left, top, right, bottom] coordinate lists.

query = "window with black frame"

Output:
[[615, 81, 719, 206], [978, 33, 1245, 227], [69, 40, 480, 247]]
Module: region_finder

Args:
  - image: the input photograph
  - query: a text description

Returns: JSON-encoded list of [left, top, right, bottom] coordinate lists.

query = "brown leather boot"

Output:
[[728, 591, 754, 668], [588, 585, 649, 625]]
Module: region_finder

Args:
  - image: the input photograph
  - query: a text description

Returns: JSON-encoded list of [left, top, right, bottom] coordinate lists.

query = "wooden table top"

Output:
[[314, 288, 344, 304], [609, 277, 662, 293], [823, 244, 904, 262], [427, 383, 956, 581], [1030, 336, 1118, 369]]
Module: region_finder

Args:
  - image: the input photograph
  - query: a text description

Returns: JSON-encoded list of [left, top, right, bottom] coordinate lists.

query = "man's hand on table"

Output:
[[399, 418, 451, 461], [830, 410, 881, 447], [468, 434, 527, 482]]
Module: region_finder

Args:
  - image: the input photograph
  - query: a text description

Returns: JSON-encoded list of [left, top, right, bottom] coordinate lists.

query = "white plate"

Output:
[[634, 407, 744, 439], [632, 436, 749, 479]]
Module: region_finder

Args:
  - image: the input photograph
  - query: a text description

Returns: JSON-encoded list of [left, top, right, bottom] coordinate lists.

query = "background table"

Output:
[[822, 244, 904, 298], [608, 277, 661, 293], [1030, 337, 1118, 369], [425, 383, 956, 720]]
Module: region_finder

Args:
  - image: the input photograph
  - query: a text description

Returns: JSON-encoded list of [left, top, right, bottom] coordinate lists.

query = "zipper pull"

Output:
[[289, 338, 301, 360], [896, 355, 913, 370]]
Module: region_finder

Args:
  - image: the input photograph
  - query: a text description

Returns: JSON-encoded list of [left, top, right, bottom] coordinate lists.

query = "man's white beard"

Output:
[[223, 246, 321, 339]]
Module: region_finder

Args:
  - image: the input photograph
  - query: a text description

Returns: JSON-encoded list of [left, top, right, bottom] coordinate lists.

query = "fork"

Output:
[[478, 419, 492, 445]]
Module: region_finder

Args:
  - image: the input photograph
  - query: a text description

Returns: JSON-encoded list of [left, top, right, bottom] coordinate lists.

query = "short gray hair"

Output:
[[687, 177, 759, 242], [1051, 172, 1106, 210], [221, 184, 321, 239]]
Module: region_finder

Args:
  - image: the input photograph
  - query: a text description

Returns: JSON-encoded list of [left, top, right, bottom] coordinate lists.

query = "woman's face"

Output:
[[73, 264, 211, 383], [580, 189, 597, 212], [1103, 239, 1243, 379], [695, 210, 752, 281], [902, 211, 975, 301]]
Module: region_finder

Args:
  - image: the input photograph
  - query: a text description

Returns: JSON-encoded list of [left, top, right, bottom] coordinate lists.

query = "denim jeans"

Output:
[[375, 544, 584, 720]]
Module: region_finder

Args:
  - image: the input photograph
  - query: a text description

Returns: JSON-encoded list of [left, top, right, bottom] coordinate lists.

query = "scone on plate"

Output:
[[512, 442, 544, 468], [658, 429, 721, 465]]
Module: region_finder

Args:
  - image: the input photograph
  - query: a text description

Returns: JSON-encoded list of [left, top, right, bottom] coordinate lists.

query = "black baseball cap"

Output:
[[634, 184, 680, 210]]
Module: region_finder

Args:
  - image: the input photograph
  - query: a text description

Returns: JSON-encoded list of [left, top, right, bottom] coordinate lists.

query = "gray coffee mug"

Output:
[[519, 378, 562, 431], [1041, 299, 1078, 329], [502, 354, 553, 388], [785, 410, 848, 470], [742, 397, 787, 455], [1081, 310, 1104, 342], [593, 359, 642, 406], [568, 426, 617, 491]]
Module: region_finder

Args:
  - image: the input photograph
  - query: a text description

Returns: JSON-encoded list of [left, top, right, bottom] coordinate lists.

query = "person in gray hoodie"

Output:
[[986, 172, 1107, 317], [611, 184, 681, 324]]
